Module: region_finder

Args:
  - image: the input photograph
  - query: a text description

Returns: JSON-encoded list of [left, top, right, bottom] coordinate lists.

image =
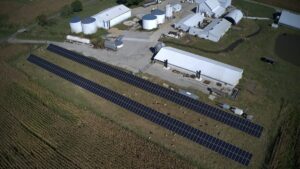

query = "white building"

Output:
[[196, 0, 225, 18], [218, 0, 232, 8], [154, 47, 243, 87], [225, 9, 243, 25], [196, 19, 231, 42], [278, 10, 300, 30], [92, 4, 131, 30], [174, 13, 205, 31]]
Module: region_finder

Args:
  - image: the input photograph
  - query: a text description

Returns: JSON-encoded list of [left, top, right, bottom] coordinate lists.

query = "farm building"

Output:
[[225, 9, 243, 25], [218, 0, 232, 8], [174, 13, 205, 31], [278, 10, 300, 30], [189, 19, 232, 42], [154, 47, 243, 87], [92, 4, 131, 29], [196, 0, 226, 18]]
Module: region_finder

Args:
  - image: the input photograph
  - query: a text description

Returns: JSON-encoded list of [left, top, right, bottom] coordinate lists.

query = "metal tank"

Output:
[[142, 14, 158, 30], [69, 16, 82, 33], [81, 17, 97, 35], [151, 9, 165, 24], [165, 4, 173, 19]]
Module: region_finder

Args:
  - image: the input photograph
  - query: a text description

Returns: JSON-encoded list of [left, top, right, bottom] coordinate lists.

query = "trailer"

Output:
[[66, 35, 93, 47], [143, 0, 162, 8]]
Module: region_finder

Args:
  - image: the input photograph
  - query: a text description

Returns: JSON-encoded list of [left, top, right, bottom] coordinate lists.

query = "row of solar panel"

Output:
[[47, 44, 263, 138], [27, 54, 252, 166]]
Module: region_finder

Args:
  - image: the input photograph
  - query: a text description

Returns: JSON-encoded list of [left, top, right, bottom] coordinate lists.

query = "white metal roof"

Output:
[[197, 19, 231, 42], [92, 5, 130, 22], [206, 0, 220, 11], [279, 10, 300, 29], [154, 47, 243, 86], [174, 13, 204, 31], [225, 9, 243, 24]]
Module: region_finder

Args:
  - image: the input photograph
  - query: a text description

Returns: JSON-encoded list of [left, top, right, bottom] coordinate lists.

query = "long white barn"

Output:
[[154, 47, 243, 86], [92, 5, 131, 30]]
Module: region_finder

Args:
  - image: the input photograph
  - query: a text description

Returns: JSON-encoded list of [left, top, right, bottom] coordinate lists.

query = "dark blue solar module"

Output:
[[27, 54, 253, 166], [46, 44, 263, 138]]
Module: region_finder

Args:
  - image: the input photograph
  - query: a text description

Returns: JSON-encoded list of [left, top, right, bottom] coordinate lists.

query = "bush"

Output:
[[71, 0, 83, 12], [61, 5, 73, 18], [36, 14, 48, 26], [117, 0, 143, 6]]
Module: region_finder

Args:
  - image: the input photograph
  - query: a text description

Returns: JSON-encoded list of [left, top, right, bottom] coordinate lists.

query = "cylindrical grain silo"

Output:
[[81, 17, 97, 35], [165, 4, 173, 19], [69, 16, 82, 33], [151, 9, 165, 24], [142, 14, 158, 30]]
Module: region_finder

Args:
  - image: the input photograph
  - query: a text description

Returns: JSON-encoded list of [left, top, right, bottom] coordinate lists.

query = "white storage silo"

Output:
[[142, 14, 158, 30], [81, 17, 97, 35], [151, 9, 165, 24], [69, 16, 82, 33], [165, 4, 173, 19]]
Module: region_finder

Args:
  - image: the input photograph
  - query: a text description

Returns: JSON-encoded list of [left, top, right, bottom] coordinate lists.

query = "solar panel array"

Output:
[[28, 54, 252, 166], [47, 44, 263, 138]]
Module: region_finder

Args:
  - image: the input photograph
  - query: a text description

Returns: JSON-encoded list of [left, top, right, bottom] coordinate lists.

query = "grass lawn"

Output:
[[253, 0, 300, 12], [17, 0, 116, 41], [233, 0, 276, 17]]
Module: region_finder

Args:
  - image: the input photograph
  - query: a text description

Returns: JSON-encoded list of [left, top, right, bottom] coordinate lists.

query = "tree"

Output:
[[117, 0, 128, 4], [61, 5, 73, 18], [36, 14, 48, 26], [71, 0, 83, 12]]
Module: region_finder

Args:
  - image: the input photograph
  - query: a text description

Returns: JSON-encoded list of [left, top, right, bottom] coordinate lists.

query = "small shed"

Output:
[[278, 10, 300, 29]]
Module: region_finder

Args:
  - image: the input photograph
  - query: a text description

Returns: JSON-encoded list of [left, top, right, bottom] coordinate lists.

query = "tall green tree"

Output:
[[36, 14, 48, 26], [71, 0, 83, 12], [61, 5, 73, 18]]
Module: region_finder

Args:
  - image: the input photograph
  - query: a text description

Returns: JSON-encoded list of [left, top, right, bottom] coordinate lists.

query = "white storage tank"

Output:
[[165, 4, 173, 19], [142, 14, 158, 30], [151, 9, 165, 24], [69, 16, 82, 33], [81, 17, 97, 35]]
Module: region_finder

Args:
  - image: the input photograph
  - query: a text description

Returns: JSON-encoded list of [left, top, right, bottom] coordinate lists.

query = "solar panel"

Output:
[[46, 44, 263, 138], [27, 54, 252, 166]]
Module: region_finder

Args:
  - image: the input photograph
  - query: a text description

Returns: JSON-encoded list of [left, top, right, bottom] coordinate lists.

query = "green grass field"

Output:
[[233, 0, 276, 17], [17, 0, 116, 41]]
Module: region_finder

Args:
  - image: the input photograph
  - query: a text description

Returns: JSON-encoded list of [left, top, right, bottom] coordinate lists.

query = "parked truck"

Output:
[[143, 0, 162, 8]]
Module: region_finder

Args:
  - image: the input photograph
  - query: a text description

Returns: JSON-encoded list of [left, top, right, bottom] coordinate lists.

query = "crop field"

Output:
[[0, 44, 196, 169]]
